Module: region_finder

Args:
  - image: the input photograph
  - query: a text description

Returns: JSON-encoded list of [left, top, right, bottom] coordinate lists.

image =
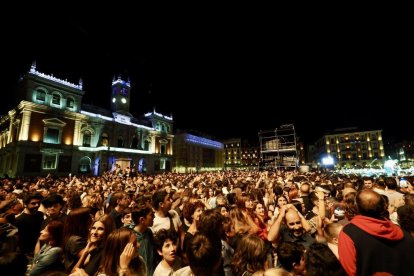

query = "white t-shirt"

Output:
[[154, 261, 174, 276], [151, 209, 182, 233]]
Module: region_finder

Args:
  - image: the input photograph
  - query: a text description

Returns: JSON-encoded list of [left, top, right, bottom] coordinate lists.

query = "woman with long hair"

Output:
[[231, 234, 267, 276], [71, 214, 116, 275], [99, 228, 146, 276], [63, 207, 93, 272], [29, 220, 64, 276]]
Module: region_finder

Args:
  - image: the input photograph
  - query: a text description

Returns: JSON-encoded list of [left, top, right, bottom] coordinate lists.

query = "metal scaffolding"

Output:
[[258, 124, 298, 170]]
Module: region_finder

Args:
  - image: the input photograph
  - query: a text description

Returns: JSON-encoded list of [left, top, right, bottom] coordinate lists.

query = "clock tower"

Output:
[[111, 75, 131, 113]]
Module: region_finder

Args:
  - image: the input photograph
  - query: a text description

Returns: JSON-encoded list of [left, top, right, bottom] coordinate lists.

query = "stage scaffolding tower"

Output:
[[258, 124, 298, 170]]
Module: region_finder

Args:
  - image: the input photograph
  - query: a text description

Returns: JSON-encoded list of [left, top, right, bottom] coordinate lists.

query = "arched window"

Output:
[[52, 94, 61, 105], [83, 130, 91, 147], [79, 156, 91, 173], [36, 89, 46, 102]]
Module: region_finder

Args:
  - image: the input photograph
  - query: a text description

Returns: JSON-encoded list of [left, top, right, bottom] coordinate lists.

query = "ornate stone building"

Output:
[[0, 64, 173, 177]]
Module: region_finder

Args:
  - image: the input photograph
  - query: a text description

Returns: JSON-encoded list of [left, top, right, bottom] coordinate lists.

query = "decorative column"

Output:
[[18, 110, 31, 141], [73, 119, 81, 146]]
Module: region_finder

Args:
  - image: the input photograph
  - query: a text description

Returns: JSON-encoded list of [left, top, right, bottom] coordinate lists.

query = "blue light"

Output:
[[185, 134, 223, 149], [111, 78, 131, 87]]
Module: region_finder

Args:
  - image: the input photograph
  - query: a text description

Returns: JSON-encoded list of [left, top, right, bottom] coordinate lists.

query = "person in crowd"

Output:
[[182, 200, 205, 252], [299, 182, 312, 214], [29, 220, 64, 276], [304, 191, 326, 237], [121, 208, 133, 227], [221, 217, 235, 276], [397, 204, 414, 238], [41, 193, 66, 230], [14, 192, 44, 257], [323, 222, 342, 259], [71, 214, 116, 275], [305, 242, 345, 276], [63, 207, 93, 272], [276, 241, 306, 276], [0, 197, 23, 224], [173, 233, 222, 276], [231, 234, 267, 276], [98, 228, 146, 276], [107, 192, 130, 228], [151, 189, 182, 235], [251, 201, 269, 241], [362, 176, 374, 190], [64, 190, 82, 215], [273, 195, 288, 219], [339, 189, 414, 275], [267, 204, 313, 248], [129, 206, 155, 276], [384, 177, 404, 204], [154, 229, 181, 276]]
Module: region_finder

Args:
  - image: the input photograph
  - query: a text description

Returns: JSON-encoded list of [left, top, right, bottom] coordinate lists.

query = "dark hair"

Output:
[[130, 207, 152, 224], [197, 209, 223, 244], [152, 189, 168, 210], [187, 233, 221, 276], [46, 220, 64, 248], [42, 194, 64, 208], [397, 205, 414, 234], [23, 192, 43, 205], [231, 234, 266, 276], [101, 228, 143, 276], [63, 207, 92, 246], [154, 228, 178, 251], [182, 201, 205, 224], [305, 243, 346, 276], [276, 242, 305, 272]]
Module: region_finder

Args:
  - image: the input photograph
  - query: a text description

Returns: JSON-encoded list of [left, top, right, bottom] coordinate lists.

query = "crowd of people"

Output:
[[1, 168, 414, 276]]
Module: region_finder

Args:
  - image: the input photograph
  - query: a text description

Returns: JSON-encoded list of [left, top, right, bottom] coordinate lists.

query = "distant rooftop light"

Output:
[[144, 111, 173, 121], [112, 77, 131, 87], [185, 134, 223, 149], [29, 65, 83, 90]]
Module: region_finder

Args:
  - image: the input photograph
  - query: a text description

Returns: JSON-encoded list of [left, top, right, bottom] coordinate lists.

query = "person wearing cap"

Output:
[[41, 194, 66, 230]]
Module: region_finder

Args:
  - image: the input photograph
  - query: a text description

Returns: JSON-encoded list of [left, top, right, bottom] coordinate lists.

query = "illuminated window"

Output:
[[160, 158, 166, 170], [100, 133, 108, 146], [45, 128, 59, 144], [52, 93, 61, 105], [66, 98, 74, 109], [36, 90, 46, 102]]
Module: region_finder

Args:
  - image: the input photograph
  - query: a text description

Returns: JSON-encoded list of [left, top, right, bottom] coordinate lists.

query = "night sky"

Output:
[[1, 8, 412, 144]]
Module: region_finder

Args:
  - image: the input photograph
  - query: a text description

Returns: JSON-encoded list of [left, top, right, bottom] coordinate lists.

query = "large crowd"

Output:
[[1, 168, 414, 276]]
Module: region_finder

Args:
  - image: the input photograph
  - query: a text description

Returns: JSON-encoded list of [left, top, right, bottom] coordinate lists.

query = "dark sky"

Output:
[[1, 8, 412, 144]]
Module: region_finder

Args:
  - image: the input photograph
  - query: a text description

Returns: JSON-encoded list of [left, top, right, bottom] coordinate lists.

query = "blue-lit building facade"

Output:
[[0, 64, 173, 177], [173, 133, 224, 173]]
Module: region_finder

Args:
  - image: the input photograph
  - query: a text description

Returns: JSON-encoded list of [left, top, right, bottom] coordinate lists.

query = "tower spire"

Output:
[[30, 60, 37, 72]]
